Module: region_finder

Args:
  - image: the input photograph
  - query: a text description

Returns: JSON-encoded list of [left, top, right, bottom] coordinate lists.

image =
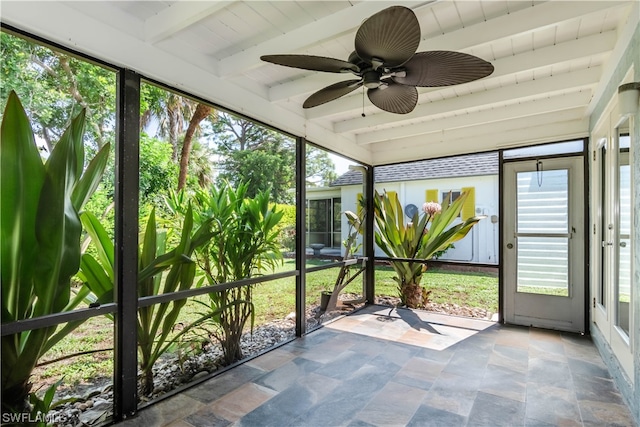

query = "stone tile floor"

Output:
[[118, 305, 636, 427]]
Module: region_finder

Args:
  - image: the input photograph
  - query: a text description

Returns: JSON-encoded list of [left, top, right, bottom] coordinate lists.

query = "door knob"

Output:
[[507, 243, 514, 249]]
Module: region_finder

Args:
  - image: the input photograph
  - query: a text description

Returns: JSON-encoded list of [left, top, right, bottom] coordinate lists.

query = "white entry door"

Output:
[[503, 156, 585, 333]]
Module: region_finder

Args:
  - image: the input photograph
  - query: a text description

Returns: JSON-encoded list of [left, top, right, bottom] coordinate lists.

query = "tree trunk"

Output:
[[140, 365, 155, 396], [1, 377, 32, 414], [178, 103, 212, 191], [401, 283, 425, 309]]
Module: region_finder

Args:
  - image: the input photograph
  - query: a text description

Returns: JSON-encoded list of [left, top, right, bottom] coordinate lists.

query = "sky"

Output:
[[329, 152, 358, 176]]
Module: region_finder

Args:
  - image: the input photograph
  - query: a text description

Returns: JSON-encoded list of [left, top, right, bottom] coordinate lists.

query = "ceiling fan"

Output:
[[261, 6, 494, 115]]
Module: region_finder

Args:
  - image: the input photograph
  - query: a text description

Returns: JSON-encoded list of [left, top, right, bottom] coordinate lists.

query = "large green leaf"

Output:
[[80, 212, 115, 281], [33, 109, 85, 316], [0, 91, 44, 323], [72, 142, 110, 211], [1, 91, 109, 411]]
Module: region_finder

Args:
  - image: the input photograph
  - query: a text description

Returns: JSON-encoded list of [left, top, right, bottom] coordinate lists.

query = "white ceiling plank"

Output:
[[269, 74, 339, 102], [153, 37, 220, 77], [334, 66, 601, 134], [63, 1, 145, 39], [145, 1, 232, 44], [370, 109, 586, 149], [217, 1, 429, 77], [586, 1, 639, 116], [371, 119, 589, 165], [303, 31, 615, 119], [357, 92, 592, 145], [418, 1, 629, 53]]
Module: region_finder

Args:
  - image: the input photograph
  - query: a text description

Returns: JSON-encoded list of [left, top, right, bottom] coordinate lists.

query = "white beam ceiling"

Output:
[[302, 31, 614, 120], [2, 0, 636, 166]]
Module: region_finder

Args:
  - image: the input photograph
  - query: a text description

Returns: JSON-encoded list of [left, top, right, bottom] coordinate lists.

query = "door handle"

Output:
[[619, 241, 627, 248], [507, 243, 514, 249], [602, 241, 613, 247]]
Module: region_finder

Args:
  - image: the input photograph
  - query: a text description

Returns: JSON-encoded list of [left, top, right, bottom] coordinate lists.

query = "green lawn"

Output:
[[249, 259, 499, 321]]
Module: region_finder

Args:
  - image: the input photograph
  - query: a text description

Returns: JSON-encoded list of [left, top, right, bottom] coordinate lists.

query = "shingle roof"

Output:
[[331, 152, 499, 187]]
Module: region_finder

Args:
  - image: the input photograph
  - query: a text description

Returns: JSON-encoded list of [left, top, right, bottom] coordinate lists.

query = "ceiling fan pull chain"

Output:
[[362, 87, 366, 117]]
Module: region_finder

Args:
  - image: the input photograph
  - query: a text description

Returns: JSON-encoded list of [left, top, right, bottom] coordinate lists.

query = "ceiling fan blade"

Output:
[[355, 6, 420, 68], [303, 79, 363, 108], [367, 81, 418, 114], [261, 54, 359, 73], [394, 51, 495, 87]]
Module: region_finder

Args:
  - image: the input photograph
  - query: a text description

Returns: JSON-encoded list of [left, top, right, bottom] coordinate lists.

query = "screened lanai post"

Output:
[[295, 137, 306, 336], [364, 165, 375, 304], [498, 150, 505, 324], [114, 69, 140, 420]]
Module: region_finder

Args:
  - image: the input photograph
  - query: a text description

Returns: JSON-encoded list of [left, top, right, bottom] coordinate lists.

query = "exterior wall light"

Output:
[[618, 82, 640, 116]]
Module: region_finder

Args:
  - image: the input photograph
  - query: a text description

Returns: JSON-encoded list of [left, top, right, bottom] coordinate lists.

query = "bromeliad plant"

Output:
[[168, 182, 284, 365], [373, 190, 483, 308], [78, 206, 215, 395], [1, 91, 110, 412]]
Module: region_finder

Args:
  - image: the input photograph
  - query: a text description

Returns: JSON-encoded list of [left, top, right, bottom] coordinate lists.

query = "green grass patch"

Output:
[[373, 264, 499, 313]]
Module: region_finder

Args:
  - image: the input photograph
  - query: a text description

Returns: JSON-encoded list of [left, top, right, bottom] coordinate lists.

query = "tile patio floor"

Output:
[[118, 305, 636, 427]]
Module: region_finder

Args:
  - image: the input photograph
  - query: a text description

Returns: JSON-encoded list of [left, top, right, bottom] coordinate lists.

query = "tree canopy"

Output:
[[1, 31, 340, 206]]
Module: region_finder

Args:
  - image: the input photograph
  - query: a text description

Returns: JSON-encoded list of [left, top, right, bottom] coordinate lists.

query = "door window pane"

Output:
[[617, 138, 630, 335], [308, 199, 329, 246], [516, 169, 568, 234], [515, 167, 570, 297], [598, 143, 607, 307], [517, 237, 569, 296], [503, 140, 584, 159]]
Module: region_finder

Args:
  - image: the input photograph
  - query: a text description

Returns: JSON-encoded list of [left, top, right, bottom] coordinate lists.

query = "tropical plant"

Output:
[[273, 203, 296, 252], [373, 190, 483, 308], [1, 91, 110, 413], [168, 182, 284, 365], [27, 379, 78, 427], [320, 206, 367, 313], [78, 206, 215, 395]]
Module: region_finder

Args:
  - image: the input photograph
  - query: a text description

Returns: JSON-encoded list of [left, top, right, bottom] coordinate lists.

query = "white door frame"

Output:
[[592, 108, 634, 380]]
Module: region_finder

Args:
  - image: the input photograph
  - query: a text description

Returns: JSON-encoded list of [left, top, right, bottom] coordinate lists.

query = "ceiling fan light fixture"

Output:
[[363, 70, 381, 89]]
